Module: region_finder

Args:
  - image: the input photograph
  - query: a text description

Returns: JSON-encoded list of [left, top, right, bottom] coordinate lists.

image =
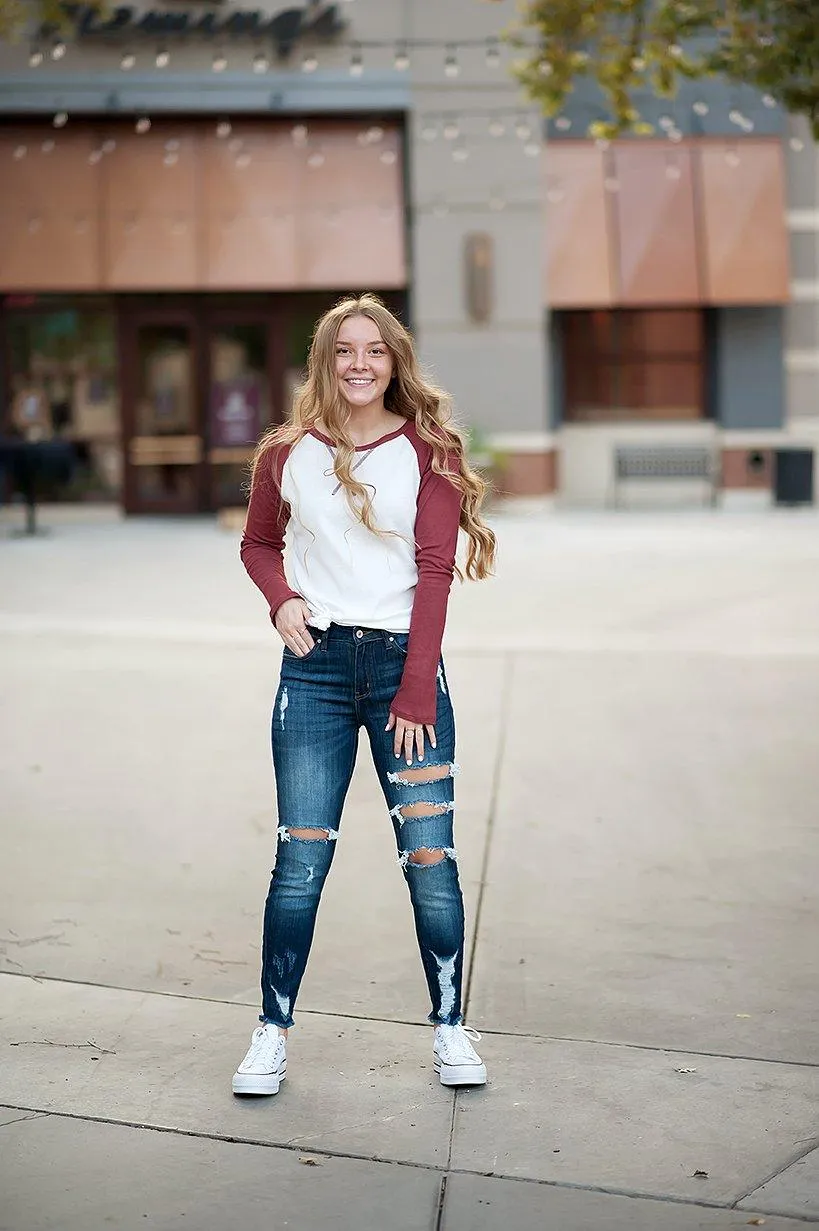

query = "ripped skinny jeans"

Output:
[[260, 621, 464, 1030]]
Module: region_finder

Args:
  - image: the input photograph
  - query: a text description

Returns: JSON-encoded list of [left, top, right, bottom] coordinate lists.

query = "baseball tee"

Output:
[[240, 417, 462, 726]]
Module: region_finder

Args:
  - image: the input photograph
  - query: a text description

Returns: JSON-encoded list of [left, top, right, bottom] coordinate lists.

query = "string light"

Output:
[[514, 118, 532, 140], [555, 117, 572, 131], [307, 150, 325, 168], [102, 138, 117, 154], [120, 51, 136, 71], [394, 43, 410, 71], [693, 101, 709, 117], [135, 116, 151, 134], [212, 49, 227, 72], [302, 51, 318, 72], [379, 148, 398, 165], [13, 145, 27, 160], [420, 122, 437, 141], [41, 139, 55, 154], [366, 125, 384, 143], [29, 47, 43, 68], [252, 50, 269, 73], [452, 146, 469, 162], [291, 124, 309, 146], [155, 47, 170, 68], [524, 141, 540, 158], [53, 112, 68, 129], [349, 44, 363, 76], [442, 121, 460, 141], [658, 115, 675, 131], [444, 45, 459, 78], [89, 149, 103, 165], [216, 120, 232, 139], [762, 94, 777, 109], [789, 136, 805, 152], [51, 40, 66, 61]]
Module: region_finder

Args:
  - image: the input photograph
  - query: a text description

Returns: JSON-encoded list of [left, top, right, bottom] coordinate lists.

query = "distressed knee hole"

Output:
[[278, 826, 338, 843], [399, 800, 450, 821], [387, 762, 460, 787], [408, 847, 446, 865]]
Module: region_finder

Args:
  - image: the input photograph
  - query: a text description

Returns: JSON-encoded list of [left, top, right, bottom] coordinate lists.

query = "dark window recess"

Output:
[[562, 309, 705, 423]]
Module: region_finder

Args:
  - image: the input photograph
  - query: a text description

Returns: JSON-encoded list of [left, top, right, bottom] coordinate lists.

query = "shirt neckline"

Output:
[[309, 419, 410, 453]]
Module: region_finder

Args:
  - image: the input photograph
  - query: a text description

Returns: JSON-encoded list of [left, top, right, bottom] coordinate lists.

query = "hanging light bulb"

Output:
[[367, 125, 384, 143], [53, 112, 68, 128], [485, 39, 500, 69], [692, 101, 709, 117], [88, 149, 103, 165], [515, 117, 532, 140], [163, 151, 179, 167], [658, 115, 674, 131], [307, 150, 325, 169], [555, 116, 572, 131], [444, 45, 459, 78], [452, 146, 469, 162], [789, 136, 805, 152], [235, 152, 251, 169], [120, 50, 136, 70], [252, 49, 269, 73], [135, 116, 151, 134], [420, 122, 438, 142], [668, 128, 683, 143], [488, 119, 505, 138], [291, 123, 309, 146], [729, 108, 745, 126], [102, 138, 117, 154], [51, 40, 66, 61], [524, 140, 540, 158], [349, 44, 363, 76], [155, 47, 170, 68], [762, 93, 777, 109], [379, 148, 397, 165], [442, 120, 460, 141], [29, 47, 44, 68], [302, 50, 318, 72], [216, 119, 232, 139], [394, 43, 410, 72], [212, 49, 227, 72], [41, 139, 55, 154]]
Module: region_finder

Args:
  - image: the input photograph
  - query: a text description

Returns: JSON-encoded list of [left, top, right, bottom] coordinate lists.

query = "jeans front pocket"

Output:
[[384, 631, 410, 657], [282, 626, 323, 660]]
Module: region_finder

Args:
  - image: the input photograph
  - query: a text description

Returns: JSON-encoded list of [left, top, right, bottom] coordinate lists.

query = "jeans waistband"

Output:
[[315, 622, 403, 644]]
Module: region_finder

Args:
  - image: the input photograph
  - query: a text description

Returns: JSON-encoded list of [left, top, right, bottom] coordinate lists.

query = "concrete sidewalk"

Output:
[[1, 505, 819, 1229]]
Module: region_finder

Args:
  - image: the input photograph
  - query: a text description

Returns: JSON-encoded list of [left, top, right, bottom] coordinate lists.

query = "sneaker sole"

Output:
[[434, 1060, 487, 1087], [232, 1064, 287, 1096]]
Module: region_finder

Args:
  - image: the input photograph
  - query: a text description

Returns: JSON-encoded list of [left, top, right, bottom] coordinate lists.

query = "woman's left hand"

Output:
[[385, 712, 437, 765]]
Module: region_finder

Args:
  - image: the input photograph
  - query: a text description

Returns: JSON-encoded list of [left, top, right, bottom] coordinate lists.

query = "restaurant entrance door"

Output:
[[120, 299, 279, 515]]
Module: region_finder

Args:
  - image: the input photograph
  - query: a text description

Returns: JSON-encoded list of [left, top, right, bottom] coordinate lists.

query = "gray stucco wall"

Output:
[[716, 308, 785, 430]]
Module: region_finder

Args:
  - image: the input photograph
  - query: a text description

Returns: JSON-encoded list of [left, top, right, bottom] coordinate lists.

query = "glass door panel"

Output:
[[128, 321, 203, 512], [207, 321, 270, 509]]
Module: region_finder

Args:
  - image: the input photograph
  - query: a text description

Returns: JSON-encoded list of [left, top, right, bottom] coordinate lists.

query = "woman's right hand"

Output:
[[275, 598, 316, 657]]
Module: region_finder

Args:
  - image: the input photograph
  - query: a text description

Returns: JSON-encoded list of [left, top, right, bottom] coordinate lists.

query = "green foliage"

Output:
[[506, 0, 819, 138], [0, 0, 105, 41]]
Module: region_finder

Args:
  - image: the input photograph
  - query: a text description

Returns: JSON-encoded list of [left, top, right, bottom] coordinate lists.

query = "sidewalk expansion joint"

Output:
[[2, 1103, 817, 1222], [4, 971, 816, 1072], [731, 1136, 819, 1210]]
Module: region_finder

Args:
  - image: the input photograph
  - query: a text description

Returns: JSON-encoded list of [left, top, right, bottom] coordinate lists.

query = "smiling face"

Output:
[[334, 314, 394, 412]]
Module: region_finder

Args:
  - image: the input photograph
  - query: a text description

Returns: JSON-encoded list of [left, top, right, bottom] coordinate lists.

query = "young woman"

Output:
[[233, 294, 496, 1096]]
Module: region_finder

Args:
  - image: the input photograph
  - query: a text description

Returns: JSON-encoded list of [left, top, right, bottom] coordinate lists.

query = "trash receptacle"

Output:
[[774, 448, 814, 506]]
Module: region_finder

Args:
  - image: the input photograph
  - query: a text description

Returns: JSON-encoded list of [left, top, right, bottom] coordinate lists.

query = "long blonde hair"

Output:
[[249, 293, 496, 582]]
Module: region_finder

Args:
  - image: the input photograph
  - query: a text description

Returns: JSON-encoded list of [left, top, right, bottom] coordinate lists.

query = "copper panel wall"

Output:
[[102, 132, 199, 288], [0, 121, 407, 292], [699, 140, 789, 304], [0, 130, 101, 289], [202, 127, 300, 288], [544, 144, 613, 307], [298, 124, 406, 288], [611, 143, 700, 304]]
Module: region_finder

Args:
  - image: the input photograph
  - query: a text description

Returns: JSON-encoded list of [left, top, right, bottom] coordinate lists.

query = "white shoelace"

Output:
[[436, 1024, 482, 1063], [244, 1026, 283, 1068]]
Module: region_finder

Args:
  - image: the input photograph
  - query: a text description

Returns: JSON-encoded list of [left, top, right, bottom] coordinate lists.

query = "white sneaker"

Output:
[[232, 1024, 287, 1096], [433, 1025, 487, 1087]]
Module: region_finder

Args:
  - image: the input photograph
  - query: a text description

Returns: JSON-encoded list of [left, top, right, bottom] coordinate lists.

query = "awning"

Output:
[[545, 138, 789, 308]]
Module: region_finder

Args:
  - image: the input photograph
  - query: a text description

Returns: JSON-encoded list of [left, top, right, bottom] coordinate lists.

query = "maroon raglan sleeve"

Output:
[[390, 434, 462, 726], [240, 443, 304, 622]]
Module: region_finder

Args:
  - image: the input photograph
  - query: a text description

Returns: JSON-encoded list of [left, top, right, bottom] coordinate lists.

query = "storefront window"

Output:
[[4, 298, 121, 498], [562, 309, 705, 422]]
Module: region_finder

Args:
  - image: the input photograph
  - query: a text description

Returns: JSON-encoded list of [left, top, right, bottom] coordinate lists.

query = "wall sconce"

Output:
[[464, 232, 493, 324]]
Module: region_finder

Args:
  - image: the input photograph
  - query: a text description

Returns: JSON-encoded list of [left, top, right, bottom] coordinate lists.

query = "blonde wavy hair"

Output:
[[248, 293, 496, 582]]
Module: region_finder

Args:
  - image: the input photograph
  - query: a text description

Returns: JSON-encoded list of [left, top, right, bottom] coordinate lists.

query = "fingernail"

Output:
[[419, 754, 424, 760]]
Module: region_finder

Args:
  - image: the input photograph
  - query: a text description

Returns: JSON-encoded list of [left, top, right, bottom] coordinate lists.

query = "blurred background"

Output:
[[0, 0, 816, 519]]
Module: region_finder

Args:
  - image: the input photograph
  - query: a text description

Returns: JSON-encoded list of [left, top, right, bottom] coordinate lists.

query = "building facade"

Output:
[[0, 0, 816, 511]]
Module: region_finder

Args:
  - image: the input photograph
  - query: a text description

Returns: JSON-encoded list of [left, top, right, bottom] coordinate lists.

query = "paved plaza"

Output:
[[1, 501, 819, 1230]]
